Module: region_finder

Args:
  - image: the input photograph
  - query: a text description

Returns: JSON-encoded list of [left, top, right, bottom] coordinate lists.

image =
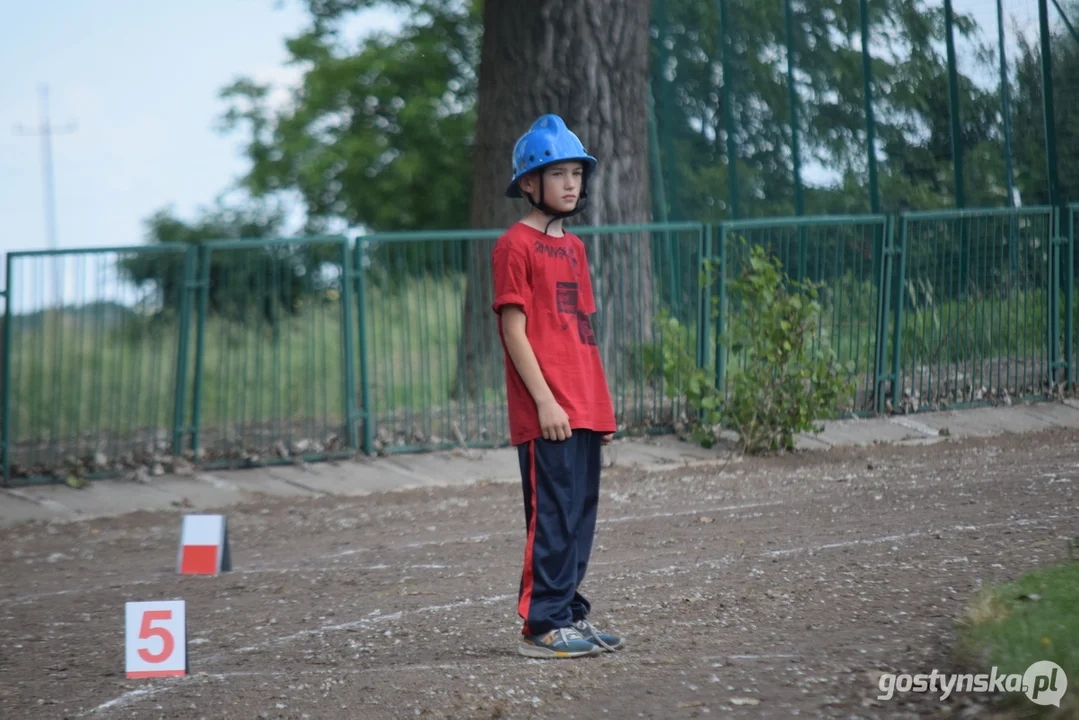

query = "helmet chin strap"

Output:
[[525, 170, 590, 235]]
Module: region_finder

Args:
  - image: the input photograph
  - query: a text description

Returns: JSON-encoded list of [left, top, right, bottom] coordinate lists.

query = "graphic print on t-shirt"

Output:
[[556, 282, 578, 315], [577, 312, 596, 346], [554, 281, 597, 347], [535, 240, 581, 279]]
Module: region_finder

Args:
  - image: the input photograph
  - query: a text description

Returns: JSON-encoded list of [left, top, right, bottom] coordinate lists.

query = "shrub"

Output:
[[653, 240, 855, 454]]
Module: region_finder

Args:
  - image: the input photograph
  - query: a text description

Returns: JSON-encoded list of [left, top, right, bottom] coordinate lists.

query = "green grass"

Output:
[[956, 560, 1079, 717], [7, 310, 182, 446], [2, 274, 483, 463], [365, 272, 467, 412]]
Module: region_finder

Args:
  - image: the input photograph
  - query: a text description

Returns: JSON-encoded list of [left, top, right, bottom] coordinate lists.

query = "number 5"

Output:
[[138, 610, 174, 663]]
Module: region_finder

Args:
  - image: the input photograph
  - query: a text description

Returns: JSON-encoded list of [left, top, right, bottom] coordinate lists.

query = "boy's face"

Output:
[[520, 161, 584, 214]]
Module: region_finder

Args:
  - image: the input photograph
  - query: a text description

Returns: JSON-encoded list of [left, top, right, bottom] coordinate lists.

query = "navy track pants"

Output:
[[516, 429, 602, 636]]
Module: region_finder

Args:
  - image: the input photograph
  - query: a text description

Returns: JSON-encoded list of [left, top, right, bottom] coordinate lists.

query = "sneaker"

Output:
[[573, 619, 625, 652], [518, 627, 603, 659]]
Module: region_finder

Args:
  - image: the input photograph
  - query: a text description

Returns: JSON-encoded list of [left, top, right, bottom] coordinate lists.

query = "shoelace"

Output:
[[575, 620, 617, 652], [549, 627, 586, 646]]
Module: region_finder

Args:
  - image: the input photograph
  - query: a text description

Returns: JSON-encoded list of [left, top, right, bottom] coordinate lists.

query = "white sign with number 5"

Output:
[[125, 600, 187, 678]]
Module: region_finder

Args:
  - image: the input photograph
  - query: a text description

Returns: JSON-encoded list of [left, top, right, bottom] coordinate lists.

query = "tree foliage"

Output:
[[219, 0, 480, 233], [118, 199, 330, 323], [128, 0, 1069, 317], [1011, 11, 1079, 206], [653, 0, 1010, 221]]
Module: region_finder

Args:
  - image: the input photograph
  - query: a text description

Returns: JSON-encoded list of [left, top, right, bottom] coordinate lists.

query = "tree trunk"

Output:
[[454, 0, 654, 405]]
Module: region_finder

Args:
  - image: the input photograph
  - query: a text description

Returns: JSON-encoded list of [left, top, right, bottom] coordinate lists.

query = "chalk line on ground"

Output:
[[87, 511, 1077, 715]]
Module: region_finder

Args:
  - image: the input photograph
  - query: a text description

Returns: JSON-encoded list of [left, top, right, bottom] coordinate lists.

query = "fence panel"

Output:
[[189, 237, 354, 466], [717, 215, 889, 415], [1, 246, 191, 484], [1069, 204, 1078, 386], [355, 223, 706, 453], [4, 206, 1072, 482], [575, 223, 707, 430], [355, 230, 502, 453], [895, 207, 1056, 411]]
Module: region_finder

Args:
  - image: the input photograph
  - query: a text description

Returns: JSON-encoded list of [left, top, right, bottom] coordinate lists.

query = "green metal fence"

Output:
[[1, 246, 191, 482], [892, 207, 1058, 411], [354, 223, 708, 455], [185, 237, 358, 467], [355, 229, 504, 454], [2, 209, 1075, 485], [716, 215, 890, 415], [577, 223, 707, 431]]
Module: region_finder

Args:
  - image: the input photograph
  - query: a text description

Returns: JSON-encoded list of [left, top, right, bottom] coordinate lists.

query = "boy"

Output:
[[491, 114, 625, 659]]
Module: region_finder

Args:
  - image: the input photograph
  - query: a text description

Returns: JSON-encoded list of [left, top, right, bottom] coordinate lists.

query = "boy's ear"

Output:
[[518, 170, 541, 195]]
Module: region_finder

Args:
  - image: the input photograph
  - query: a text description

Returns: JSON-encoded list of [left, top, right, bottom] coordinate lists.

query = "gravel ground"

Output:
[[1, 427, 1076, 719]]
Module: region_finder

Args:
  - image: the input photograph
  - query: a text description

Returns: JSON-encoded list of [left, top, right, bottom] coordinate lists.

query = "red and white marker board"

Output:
[[177, 514, 231, 575], [125, 600, 187, 678]]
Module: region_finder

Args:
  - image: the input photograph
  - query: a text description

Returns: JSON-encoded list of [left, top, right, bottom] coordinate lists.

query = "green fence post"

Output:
[[784, 0, 804, 218], [890, 215, 908, 412], [997, 0, 1019, 274], [354, 237, 373, 455], [859, 0, 880, 215], [654, 0, 678, 220], [1048, 215, 1056, 391], [190, 245, 210, 459], [1, 254, 11, 485], [647, 86, 669, 225], [784, 0, 808, 281], [1049, 208, 1061, 390], [944, 0, 965, 209], [1039, 0, 1061, 209], [339, 239, 360, 451], [718, 0, 740, 219], [859, 0, 883, 298], [997, 0, 1016, 207], [1069, 206, 1076, 387], [943, 0, 970, 298], [697, 225, 712, 372], [715, 224, 727, 392], [171, 246, 197, 457], [873, 216, 892, 413]]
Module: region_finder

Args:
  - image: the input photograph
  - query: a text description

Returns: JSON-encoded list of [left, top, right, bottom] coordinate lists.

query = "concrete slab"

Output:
[[613, 441, 726, 469], [148, 477, 248, 510], [0, 489, 69, 525], [8, 480, 182, 521], [889, 416, 941, 437], [260, 463, 375, 495], [625, 435, 732, 461], [1015, 402, 1079, 430], [6, 401, 1079, 529], [914, 406, 1057, 439], [375, 448, 520, 487], [815, 417, 920, 446], [199, 469, 322, 498]]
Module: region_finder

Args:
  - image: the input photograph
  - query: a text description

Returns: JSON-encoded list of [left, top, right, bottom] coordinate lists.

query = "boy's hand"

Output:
[[601, 433, 614, 445], [538, 399, 572, 442]]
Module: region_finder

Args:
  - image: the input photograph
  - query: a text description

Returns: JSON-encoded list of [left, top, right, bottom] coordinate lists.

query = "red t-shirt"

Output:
[[491, 222, 617, 446]]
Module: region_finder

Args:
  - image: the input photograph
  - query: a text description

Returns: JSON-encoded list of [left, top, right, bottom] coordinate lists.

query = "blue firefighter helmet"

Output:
[[505, 114, 598, 198]]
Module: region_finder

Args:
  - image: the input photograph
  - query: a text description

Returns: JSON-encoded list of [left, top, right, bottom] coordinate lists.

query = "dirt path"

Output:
[[1, 428, 1076, 719]]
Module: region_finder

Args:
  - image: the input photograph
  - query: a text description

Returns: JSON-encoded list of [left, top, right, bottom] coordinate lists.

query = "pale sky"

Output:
[[0, 0, 1047, 263], [0, 1, 403, 259]]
